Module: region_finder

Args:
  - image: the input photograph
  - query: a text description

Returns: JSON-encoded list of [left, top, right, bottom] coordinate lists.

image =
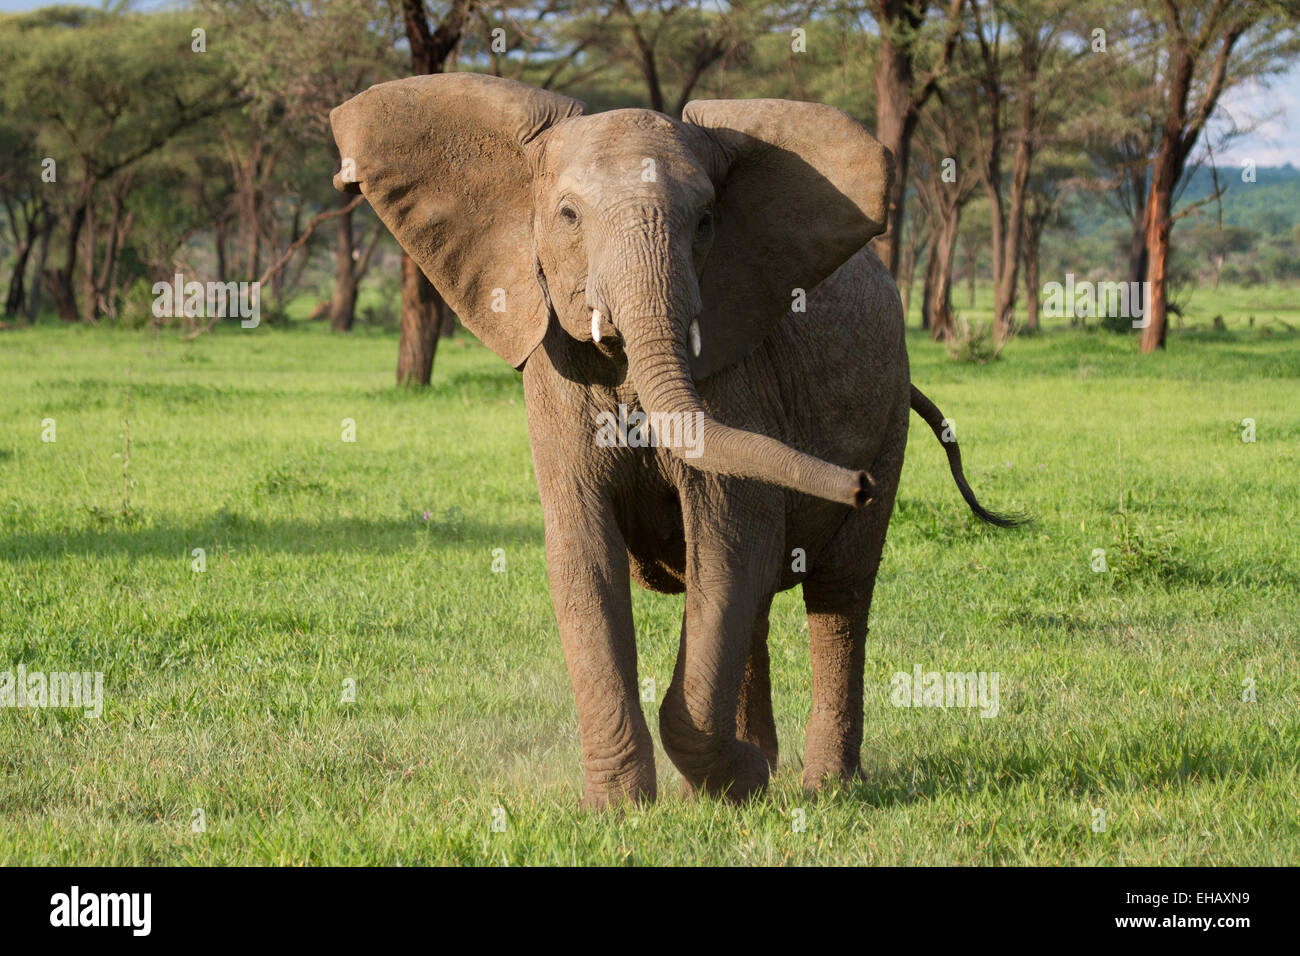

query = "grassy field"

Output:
[[904, 278, 1300, 332], [1, 309, 1298, 865]]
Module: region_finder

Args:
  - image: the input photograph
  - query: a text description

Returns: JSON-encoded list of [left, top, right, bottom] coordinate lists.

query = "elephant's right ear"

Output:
[[330, 73, 584, 368]]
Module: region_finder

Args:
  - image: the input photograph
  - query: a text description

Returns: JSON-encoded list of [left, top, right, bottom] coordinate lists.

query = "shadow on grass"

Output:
[[0, 512, 543, 563]]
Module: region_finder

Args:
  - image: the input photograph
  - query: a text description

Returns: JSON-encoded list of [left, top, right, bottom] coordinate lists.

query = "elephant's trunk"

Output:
[[621, 321, 872, 508]]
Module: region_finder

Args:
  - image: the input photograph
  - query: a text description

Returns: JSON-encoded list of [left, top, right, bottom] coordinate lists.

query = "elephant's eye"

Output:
[[559, 204, 580, 226], [695, 210, 713, 242]]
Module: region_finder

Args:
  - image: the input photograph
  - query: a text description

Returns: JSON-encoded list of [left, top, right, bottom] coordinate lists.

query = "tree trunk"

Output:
[[397, 253, 440, 386], [1138, 17, 1244, 353], [966, 242, 976, 307], [636, 44, 665, 113], [920, 232, 938, 331], [899, 227, 918, 320], [1140, 169, 1174, 353], [103, 209, 132, 321], [45, 270, 78, 321], [79, 191, 97, 322], [1023, 216, 1041, 332], [871, 35, 916, 278], [330, 199, 358, 332], [48, 192, 89, 322], [1139, 43, 1192, 354], [993, 74, 1034, 343], [215, 215, 229, 282], [868, 0, 961, 278], [3, 238, 32, 317], [928, 205, 960, 341], [94, 191, 126, 319], [247, 176, 262, 281], [28, 216, 52, 322]]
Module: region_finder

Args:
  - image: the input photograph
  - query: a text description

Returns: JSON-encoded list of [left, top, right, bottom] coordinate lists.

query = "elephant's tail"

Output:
[[909, 384, 1029, 529]]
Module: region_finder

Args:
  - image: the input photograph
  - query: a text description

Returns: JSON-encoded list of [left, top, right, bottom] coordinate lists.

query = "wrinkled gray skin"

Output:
[[331, 73, 1016, 808]]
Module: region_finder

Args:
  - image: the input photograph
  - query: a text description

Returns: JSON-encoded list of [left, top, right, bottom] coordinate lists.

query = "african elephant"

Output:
[[330, 73, 1019, 808]]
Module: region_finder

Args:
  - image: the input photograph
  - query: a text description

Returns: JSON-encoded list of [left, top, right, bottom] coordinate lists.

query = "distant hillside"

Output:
[[1070, 164, 1300, 240], [1179, 163, 1300, 236]]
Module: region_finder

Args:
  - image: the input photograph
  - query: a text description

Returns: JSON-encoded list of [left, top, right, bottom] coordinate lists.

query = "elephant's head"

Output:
[[330, 73, 892, 507]]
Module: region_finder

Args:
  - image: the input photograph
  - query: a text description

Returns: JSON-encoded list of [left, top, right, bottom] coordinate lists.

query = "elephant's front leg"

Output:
[[736, 596, 779, 771], [660, 479, 783, 802], [538, 487, 656, 809]]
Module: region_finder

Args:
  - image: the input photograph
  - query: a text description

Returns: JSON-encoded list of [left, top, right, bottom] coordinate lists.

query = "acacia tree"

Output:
[[913, 98, 978, 339], [1137, 0, 1298, 352], [1184, 221, 1256, 288], [205, 0, 400, 329], [0, 8, 233, 321], [0, 113, 51, 320], [960, 0, 1080, 343], [599, 0, 758, 115], [897, 202, 931, 321], [1079, 40, 1164, 291], [122, 132, 231, 294], [863, 0, 964, 278], [956, 210, 988, 309], [470, 0, 614, 91], [1020, 154, 1080, 330]]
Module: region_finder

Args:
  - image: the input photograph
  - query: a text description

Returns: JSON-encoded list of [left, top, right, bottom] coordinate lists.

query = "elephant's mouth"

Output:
[[617, 315, 873, 509]]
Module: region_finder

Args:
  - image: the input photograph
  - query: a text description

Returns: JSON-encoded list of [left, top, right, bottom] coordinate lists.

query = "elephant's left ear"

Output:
[[682, 99, 893, 380]]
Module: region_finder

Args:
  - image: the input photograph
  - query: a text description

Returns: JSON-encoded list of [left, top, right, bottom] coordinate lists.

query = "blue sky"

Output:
[[1216, 69, 1300, 167], [1, 0, 1296, 166]]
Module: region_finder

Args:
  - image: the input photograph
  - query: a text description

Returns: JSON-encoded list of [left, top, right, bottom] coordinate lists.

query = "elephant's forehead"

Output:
[[548, 111, 706, 193]]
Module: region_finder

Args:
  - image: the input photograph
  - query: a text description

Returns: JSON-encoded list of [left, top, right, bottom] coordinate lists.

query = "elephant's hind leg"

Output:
[[736, 595, 779, 771], [800, 592, 871, 788]]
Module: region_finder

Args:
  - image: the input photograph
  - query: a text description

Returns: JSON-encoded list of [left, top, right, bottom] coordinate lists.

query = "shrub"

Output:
[[945, 316, 1004, 364]]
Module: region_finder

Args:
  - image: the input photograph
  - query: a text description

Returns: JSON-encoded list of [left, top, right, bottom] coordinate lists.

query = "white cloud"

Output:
[[1212, 64, 1300, 167]]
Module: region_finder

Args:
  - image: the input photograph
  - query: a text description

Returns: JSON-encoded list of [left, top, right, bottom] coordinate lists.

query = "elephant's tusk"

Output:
[[591, 310, 602, 343], [689, 319, 701, 358]]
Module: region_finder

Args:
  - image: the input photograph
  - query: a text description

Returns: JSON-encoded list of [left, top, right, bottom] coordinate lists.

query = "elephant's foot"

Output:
[[801, 722, 864, 792], [667, 738, 771, 803], [736, 610, 779, 772], [740, 726, 779, 773], [580, 760, 657, 811], [801, 761, 867, 793], [736, 689, 779, 772]]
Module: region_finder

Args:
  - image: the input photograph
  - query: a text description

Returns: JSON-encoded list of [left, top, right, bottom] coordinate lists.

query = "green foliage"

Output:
[[119, 278, 159, 330], [0, 8, 234, 176], [944, 316, 1003, 363]]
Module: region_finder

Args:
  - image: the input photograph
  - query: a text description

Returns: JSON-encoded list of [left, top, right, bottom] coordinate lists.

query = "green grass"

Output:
[[1, 313, 1298, 865], [906, 278, 1300, 333]]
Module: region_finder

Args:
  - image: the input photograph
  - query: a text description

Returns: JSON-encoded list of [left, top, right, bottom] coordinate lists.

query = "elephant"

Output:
[[330, 72, 1021, 809]]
